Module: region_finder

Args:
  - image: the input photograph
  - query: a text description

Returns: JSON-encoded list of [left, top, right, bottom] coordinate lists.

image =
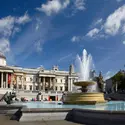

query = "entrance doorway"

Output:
[[50, 96, 56, 101]]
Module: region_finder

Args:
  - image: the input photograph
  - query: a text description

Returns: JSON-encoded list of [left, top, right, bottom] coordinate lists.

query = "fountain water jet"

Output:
[[63, 49, 106, 105], [75, 49, 92, 81], [75, 49, 99, 92]]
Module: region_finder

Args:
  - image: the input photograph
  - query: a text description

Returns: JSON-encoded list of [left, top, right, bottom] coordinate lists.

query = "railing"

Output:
[[24, 90, 31, 93], [16, 89, 64, 94], [32, 90, 39, 93]]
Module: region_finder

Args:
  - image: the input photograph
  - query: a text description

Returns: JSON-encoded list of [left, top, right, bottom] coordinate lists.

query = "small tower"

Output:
[[52, 65, 59, 71], [39, 65, 44, 72], [99, 71, 103, 80], [69, 64, 74, 75]]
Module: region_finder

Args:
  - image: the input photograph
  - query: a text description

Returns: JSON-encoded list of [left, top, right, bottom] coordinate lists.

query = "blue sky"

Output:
[[0, 0, 125, 79]]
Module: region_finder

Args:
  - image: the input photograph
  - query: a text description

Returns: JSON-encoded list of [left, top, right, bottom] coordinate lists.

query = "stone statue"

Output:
[[97, 72, 104, 92], [4, 92, 16, 104]]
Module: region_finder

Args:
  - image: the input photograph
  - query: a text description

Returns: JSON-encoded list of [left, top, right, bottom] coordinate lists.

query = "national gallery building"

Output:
[[0, 52, 79, 101]]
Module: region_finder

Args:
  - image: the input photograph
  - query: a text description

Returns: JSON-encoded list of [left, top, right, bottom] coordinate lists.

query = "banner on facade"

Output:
[[8, 74, 11, 84]]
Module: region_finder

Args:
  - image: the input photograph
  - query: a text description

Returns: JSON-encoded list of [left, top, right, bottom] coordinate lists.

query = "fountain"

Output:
[[63, 49, 106, 105]]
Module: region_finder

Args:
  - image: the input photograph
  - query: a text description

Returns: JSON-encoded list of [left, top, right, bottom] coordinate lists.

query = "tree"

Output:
[[111, 71, 125, 91]]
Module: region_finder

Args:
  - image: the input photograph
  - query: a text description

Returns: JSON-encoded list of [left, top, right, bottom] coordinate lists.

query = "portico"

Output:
[[0, 67, 13, 89], [38, 74, 56, 92]]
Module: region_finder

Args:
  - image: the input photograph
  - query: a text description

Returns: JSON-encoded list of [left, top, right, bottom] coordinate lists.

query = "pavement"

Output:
[[0, 115, 83, 125]]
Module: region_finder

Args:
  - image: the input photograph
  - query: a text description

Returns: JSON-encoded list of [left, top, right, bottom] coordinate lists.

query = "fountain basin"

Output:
[[63, 93, 106, 105], [73, 81, 96, 87]]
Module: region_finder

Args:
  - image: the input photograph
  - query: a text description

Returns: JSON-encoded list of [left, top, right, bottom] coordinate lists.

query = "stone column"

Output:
[[53, 78, 56, 91], [49, 77, 52, 90], [21, 76, 23, 90], [43, 77, 45, 91], [39, 77, 41, 91], [10, 74, 13, 89], [70, 78, 72, 91], [68, 77, 71, 92], [1, 72, 3, 88], [16, 76, 18, 91], [6, 73, 8, 88]]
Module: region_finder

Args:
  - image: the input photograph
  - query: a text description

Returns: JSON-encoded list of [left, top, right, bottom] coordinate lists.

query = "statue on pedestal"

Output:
[[4, 92, 16, 104], [97, 72, 105, 92]]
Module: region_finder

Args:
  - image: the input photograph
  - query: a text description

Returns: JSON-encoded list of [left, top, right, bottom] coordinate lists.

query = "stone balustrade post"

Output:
[[53, 78, 56, 91], [1, 72, 3, 88], [39, 77, 41, 91], [6, 73, 8, 88], [43, 77, 45, 91]]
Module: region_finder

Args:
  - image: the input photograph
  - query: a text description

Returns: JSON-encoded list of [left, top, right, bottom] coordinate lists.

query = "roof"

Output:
[[0, 66, 14, 73]]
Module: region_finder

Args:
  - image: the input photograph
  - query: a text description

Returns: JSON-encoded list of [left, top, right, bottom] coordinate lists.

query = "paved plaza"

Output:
[[0, 115, 83, 125]]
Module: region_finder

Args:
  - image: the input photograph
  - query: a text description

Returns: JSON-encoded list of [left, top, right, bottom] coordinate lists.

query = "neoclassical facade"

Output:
[[0, 52, 79, 101], [8, 65, 78, 92]]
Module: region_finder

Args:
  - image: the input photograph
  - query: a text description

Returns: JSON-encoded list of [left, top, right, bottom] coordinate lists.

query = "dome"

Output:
[[0, 52, 6, 59]]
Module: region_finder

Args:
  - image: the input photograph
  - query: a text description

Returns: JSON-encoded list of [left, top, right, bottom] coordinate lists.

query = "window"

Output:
[[61, 79, 62, 83], [30, 78, 33, 81], [60, 86, 63, 91], [65, 86, 68, 91], [19, 76, 21, 80], [19, 85, 22, 89], [24, 77, 26, 81], [29, 85, 32, 90], [36, 86, 38, 90], [36, 78, 37, 82], [24, 85, 27, 90], [56, 79, 57, 82], [55, 86, 58, 91]]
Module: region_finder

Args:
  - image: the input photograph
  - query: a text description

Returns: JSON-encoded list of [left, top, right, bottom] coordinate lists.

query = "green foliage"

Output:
[[112, 72, 124, 82], [112, 71, 125, 90]]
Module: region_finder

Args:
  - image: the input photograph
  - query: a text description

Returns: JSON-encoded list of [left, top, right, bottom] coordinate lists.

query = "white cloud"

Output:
[[58, 53, 72, 62], [0, 12, 31, 38], [86, 28, 100, 37], [35, 18, 42, 31], [35, 40, 42, 52], [71, 36, 81, 42], [0, 38, 10, 53], [71, 28, 103, 42], [16, 12, 31, 25], [12, 27, 21, 36], [116, 0, 122, 2], [71, 4, 125, 42], [96, 46, 113, 50], [104, 71, 115, 80], [0, 16, 14, 37], [104, 5, 125, 35], [0, 12, 31, 63], [74, 0, 85, 11], [12, 17, 52, 63], [70, 0, 86, 16], [122, 24, 125, 33], [36, 0, 70, 16], [94, 18, 103, 26], [123, 40, 125, 45]]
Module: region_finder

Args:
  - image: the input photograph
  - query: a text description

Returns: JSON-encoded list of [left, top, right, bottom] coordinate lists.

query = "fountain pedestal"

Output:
[[63, 81, 106, 105], [63, 93, 105, 105]]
